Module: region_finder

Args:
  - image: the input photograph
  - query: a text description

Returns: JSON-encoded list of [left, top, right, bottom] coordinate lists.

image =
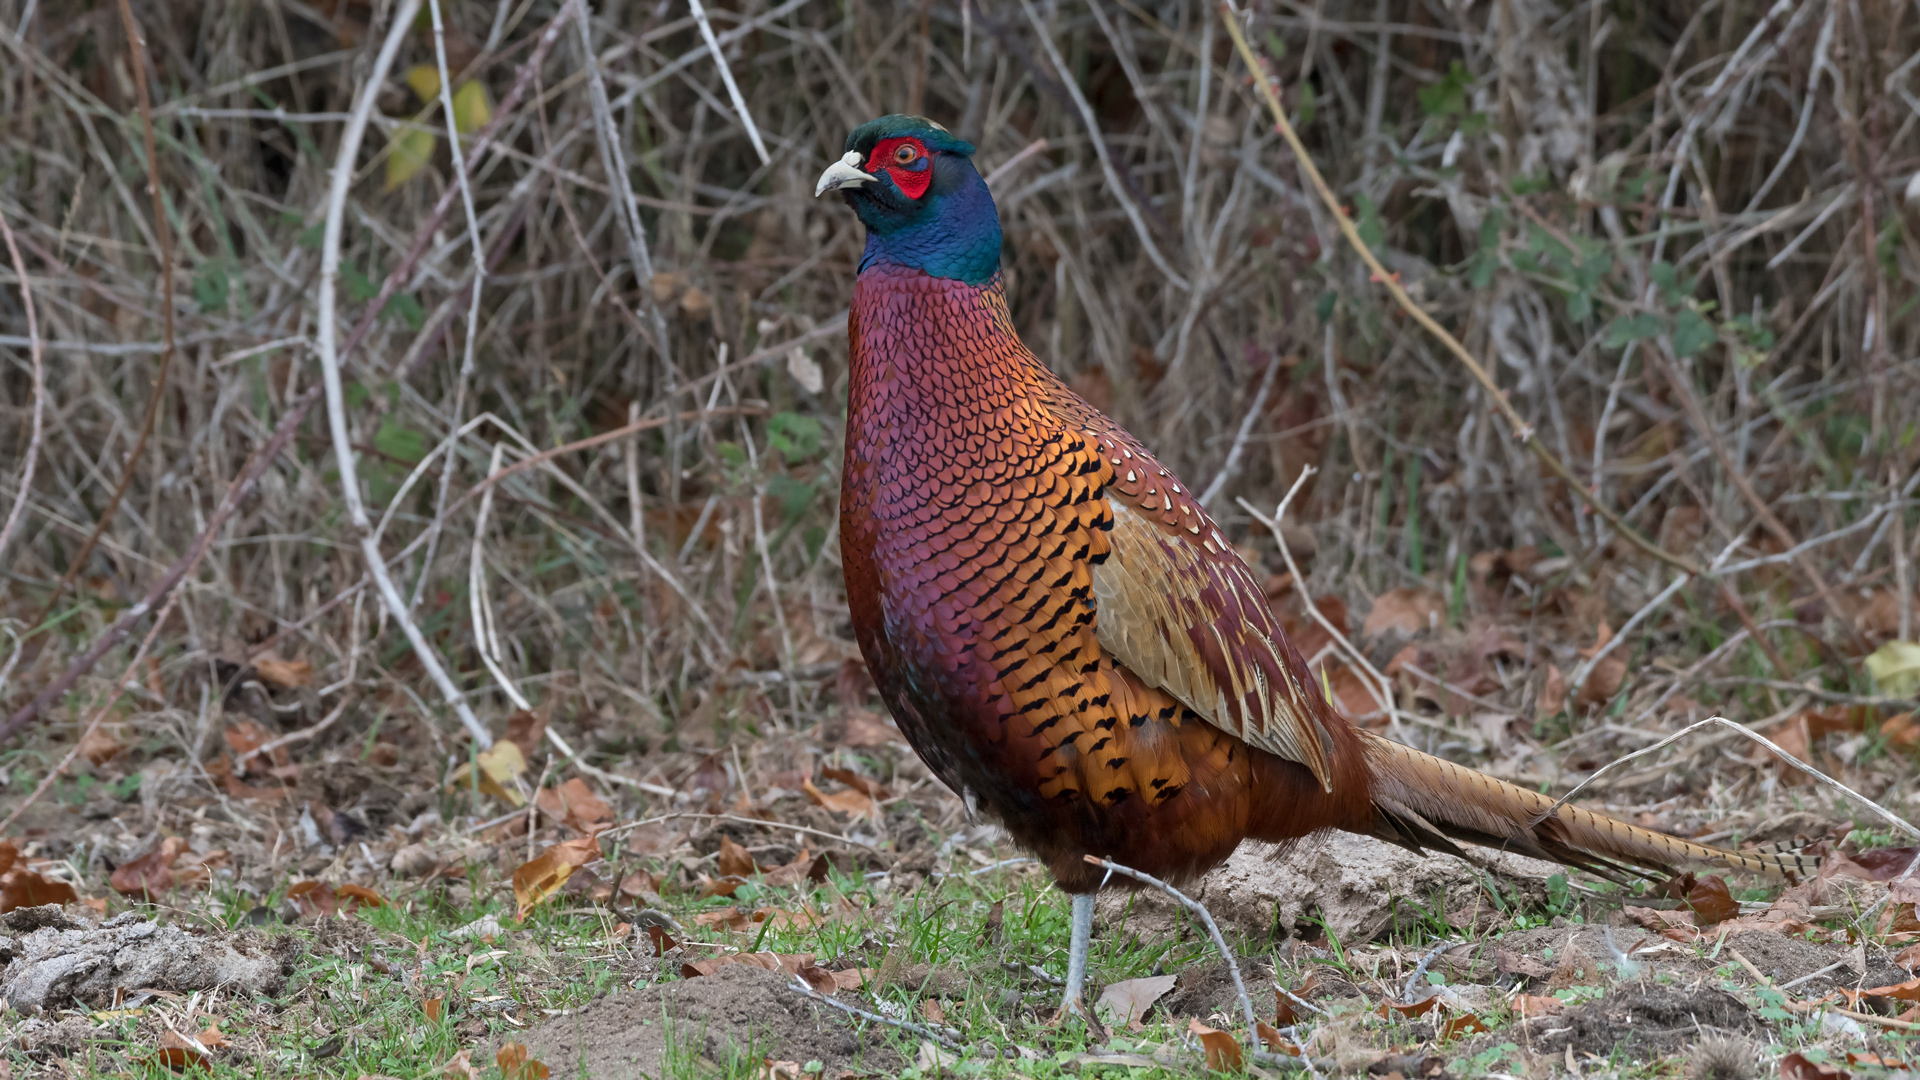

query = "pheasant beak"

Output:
[[814, 150, 877, 197]]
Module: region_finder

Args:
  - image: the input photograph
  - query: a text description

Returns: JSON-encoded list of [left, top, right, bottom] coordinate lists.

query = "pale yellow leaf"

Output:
[[405, 65, 442, 101], [1867, 640, 1920, 698], [452, 81, 491, 134], [385, 128, 437, 190]]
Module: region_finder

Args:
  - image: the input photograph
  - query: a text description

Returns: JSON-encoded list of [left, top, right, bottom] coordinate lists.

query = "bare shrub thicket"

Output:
[[0, 0, 1916, 797]]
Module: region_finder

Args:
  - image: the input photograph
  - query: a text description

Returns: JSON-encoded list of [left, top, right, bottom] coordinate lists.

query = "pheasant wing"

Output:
[[1079, 424, 1339, 790]]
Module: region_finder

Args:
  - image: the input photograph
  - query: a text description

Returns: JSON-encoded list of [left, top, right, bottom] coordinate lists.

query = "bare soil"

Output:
[[511, 964, 902, 1079]]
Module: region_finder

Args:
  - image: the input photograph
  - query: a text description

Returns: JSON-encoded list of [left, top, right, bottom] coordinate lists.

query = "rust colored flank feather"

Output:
[[828, 116, 1811, 899]]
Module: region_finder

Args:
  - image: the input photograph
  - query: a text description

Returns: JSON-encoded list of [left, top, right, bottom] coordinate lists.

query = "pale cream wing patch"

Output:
[[1091, 501, 1337, 790]]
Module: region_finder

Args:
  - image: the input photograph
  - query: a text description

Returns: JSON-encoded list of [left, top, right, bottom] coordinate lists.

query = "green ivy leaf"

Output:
[[1672, 307, 1717, 358], [1604, 314, 1661, 349], [193, 262, 230, 313], [766, 473, 815, 522], [1417, 60, 1471, 118], [373, 418, 426, 464], [767, 412, 825, 465]]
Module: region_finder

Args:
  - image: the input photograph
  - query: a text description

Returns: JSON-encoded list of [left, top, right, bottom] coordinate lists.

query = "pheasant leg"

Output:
[[1061, 892, 1095, 1015]]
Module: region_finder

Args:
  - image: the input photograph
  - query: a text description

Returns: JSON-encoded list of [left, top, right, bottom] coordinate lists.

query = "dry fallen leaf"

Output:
[[112, 836, 191, 900], [440, 1049, 481, 1080], [802, 777, 873, 817], [0, 840, 80, 913], [718, 835, 758, 879], [535, 778, 612, 834], [1779, 1051, 1850, 1080], [841, 709, 901, 748], [513, 834, 601, 919], [145, 1028, 210, 1070], [1096, 974, 1176, 1029], [1360, 587, 1445, 639], [252, 655, 312, 689], [424, 996, 445, 1023], [495, 1042, 550, 1080], [1186, 1018, 1242, 1071], [1576, 622, 1628, 706], [79, 725, 125, 766], [820, 766, 890, 800]]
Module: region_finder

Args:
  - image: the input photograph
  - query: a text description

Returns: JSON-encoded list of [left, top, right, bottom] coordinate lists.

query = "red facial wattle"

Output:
[[869, 136, 933, 200]]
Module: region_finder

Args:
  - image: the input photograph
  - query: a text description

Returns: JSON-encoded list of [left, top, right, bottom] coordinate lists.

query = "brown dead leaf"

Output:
[[1494, 948, 1553, 979], [921, 999, 945, 1025], [1684, 875, 1739, 926], [287, 880, 339, 918], [424, 996, 445, 1023], [225, 718, 288, 771], [79, 726, 125, 766], [692, 906, 751, 931], [1376, 996, 1442, 1019], [1576, 622, 1627, 706], [761, 849, 815, 888], [718, 835, 758, 879], [535, 778, 612, 834], [1096, 974, 1176, 1029], [0, 839, 79, 912], [842, 709, 901, 748], [504, 709, 549, 757], [337, 883, 387, 910], [146, 1028, 211, 1071], [1826, 846, 1920, 881], [1623, 905, 1699, 942], [1437, 1014, 1488, 1040], [820, 766, 890, 800], [645, 924, 679, 956], [1895, 942, 1920, 971], [1361, 588, 1445, 639], [618, 870, 659, 900], [441, 1049, 481, 1080], [495, 1043, 550, 1080], [112, 836, 190, 900], [252, 655, 312, 689], [1536, 663, 1566, 718], [1186, 1018, 1242, 1071], [1514, 994, 1564, 1017], [803, 777, 873, 817], [1779, 1051, 1850, 1080], [513, 834, 601, 919]]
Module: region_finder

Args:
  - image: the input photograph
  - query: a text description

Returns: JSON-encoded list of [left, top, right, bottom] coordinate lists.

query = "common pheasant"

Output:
[[816, 114, 1807, 1011]]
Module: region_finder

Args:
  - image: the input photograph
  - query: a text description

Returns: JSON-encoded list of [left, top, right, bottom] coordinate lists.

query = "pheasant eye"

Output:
[[893, 144, 918, 165]]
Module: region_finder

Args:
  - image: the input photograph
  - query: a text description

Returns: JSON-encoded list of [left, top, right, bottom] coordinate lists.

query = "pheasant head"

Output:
[[814, 114, 1002, 285]]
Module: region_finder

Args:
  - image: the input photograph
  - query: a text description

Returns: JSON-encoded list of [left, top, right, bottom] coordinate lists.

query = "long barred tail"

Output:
[[1360, 732, 1815, 879]]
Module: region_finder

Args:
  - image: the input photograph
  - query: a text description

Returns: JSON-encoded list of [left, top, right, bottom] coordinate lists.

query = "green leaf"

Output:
[[1417, 60, 1471, 118], [801, 525, 827, 563], [387, 292, 426, 330], [714, 441, 747, 467], [373, 418, 426, 464], [766, 473, 815, 522], [767, 412, 825, 464], [1604, 314, 1661, 349], [299, 223, 324, 249], [344, 381, 370, 410], [341, 264, 380, 303], [1294, 81, 1315, 127], [1672, 307, 1717, 358], [1566, 291, 1592, 323], [1353, 194, 1385, 252], [1866, 640, 1920, 698], [193, 262, 230, 312]]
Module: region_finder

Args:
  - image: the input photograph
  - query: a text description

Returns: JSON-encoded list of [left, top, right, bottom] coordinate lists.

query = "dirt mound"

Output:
[[512, 963, 904, 1078], [1099, 832, 1561, 945], [1530, 984, 1755, 1060], [0, 906, 292, 1012]]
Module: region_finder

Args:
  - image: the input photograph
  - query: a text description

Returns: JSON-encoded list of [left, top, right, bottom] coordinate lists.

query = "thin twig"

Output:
[[1217, 2, 1697, 577], [787, 976, 966, 1049], [314, 0, 493, 749], [27, 0, 180, 636], [0, 208, 44, 572]]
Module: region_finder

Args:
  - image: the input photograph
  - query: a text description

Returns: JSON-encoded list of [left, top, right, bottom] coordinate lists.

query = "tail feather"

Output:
[[1361, 732, 1815, 879]]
